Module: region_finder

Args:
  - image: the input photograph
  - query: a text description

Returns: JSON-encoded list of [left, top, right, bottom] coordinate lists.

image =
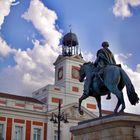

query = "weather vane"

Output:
[[69, 24, 72, 32]]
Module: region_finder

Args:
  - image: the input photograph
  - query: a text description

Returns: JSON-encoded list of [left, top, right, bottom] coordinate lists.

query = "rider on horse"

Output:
[[83, 41, 116, 99], [94, 41, 116, 67]]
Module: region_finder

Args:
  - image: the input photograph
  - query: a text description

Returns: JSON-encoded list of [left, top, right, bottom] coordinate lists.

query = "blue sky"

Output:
[[0, 0, 140, 113], [1, 0, 140, 68], [44, 0, 140, 68]]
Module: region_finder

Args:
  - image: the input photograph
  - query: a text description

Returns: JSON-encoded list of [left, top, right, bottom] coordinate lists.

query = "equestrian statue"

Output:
[[78, 41, 139, 117]]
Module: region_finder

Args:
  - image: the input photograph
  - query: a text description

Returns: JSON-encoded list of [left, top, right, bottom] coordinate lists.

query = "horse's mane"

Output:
[[83, 62, 95, 70], [83, 62, 93, 66]]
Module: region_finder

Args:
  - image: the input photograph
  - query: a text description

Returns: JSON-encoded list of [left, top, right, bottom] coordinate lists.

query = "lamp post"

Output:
[[50, 100, 69, 140]]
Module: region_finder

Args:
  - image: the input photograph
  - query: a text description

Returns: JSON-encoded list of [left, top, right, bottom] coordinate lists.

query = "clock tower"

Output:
[[54, 30, 85, 94], [33, 30, 98, 115]]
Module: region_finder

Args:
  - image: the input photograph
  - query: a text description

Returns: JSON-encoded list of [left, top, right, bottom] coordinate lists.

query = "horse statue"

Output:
[[78, 62, 139, 117]]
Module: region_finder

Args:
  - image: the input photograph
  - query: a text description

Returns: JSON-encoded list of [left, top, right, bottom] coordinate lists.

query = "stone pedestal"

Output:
[[70, 113, 140, 140]]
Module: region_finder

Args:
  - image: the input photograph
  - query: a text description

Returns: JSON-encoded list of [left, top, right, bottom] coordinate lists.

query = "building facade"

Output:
[[0, 92, 47, 140], [0, 92, 98, 140]]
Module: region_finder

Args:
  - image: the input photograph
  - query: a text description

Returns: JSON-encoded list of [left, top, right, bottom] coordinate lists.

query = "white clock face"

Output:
[[58, 67, 63, 80]]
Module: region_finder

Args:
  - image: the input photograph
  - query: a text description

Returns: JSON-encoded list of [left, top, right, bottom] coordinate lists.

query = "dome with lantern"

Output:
[[62, 30, 80, 56]]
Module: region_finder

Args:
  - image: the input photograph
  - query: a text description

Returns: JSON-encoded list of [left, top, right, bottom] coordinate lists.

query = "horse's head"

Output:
[[79, 62, 94, 82], [79, 64, 86, 82]]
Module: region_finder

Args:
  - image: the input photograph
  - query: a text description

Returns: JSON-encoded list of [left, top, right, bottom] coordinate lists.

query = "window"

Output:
[[14, 126, 23, 140], [33, 128, 41, 140], [54, 130, 58, 140], [54, 130, 61, 140], [0, 124, 4, 140]]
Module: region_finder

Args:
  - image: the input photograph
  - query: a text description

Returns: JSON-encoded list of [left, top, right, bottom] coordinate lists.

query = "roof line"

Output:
[[0, 92, 44, 104]]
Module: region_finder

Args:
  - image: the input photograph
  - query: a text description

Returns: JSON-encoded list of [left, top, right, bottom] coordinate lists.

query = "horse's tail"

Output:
[[120, 68, 139, 105]]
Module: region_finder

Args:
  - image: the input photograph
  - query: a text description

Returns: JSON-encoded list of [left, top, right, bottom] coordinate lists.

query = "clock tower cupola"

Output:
[[54, 30, 85, 93], [62, 30, 79, 56]]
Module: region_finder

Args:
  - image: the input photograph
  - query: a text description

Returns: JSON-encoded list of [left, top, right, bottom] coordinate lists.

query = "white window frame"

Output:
[[53, 129, 62, 140], [0, 122, 6, 140], [54, 130, 58, 140], [31, 125, 43, 140], [12, 123, 25, 140], [33, 128, 41, 140]]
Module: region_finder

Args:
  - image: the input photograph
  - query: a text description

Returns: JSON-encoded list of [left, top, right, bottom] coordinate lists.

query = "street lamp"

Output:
[[50, 100, 69, 140]]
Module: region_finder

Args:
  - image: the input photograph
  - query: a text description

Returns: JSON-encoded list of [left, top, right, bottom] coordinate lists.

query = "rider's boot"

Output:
[[83, 90, 89, 99], [106, 92, 111, 100]]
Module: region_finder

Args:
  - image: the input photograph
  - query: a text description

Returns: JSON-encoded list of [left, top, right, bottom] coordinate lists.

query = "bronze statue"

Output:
[[82, 42, 116, 100], [94, 41, 116, 67], [78, 42, 139, 117]]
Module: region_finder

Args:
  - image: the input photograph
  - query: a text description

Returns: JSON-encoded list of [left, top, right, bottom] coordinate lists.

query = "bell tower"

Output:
[[33, 30, 98, 115], [62, 29, 79, 56], [54, 30, 85, 94]]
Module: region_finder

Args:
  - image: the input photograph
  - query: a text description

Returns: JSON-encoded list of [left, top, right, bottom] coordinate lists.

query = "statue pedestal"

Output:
[[70, 113, 140, 140]]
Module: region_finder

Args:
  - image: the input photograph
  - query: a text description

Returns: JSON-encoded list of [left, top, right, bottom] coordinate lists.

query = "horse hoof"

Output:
[[119, 110, 124, 114], [114, 110, 118, 114], [79, 110, 84, 115]]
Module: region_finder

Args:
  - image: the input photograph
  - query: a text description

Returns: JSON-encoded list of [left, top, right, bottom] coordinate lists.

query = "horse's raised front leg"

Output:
[[95, 96, 102, 117], [79, 94, 88, 115]]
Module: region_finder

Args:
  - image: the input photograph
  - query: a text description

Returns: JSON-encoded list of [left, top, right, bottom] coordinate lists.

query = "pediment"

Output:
[[48, 103, 97, 121], [71, 55, 86, 62], [72, 55, 82, 60], [53, 55, 86, 65]]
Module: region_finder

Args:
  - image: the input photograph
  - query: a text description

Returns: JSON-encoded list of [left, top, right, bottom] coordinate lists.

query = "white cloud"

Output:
[[136, 64, 140, 72], [0, 0, 15, 29], [0, 0, 16, 57], [114, 53, 133, 64], [14, 39, 59, 85], [82, 51, 95, 62], [22, 0, 62, 48], [0, 40, 59, 95], [11, 1, 20, 6], [0, 0, 62, 96], [0, 37, 15, 57], [121, 65, 140, 114], [113, 0, 140, 18], [128, 0, 140, 6]]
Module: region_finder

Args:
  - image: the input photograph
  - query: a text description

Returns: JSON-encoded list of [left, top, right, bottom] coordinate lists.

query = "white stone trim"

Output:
[[0, 120, 6, 140], [12, 122, 25, 140], [31, 124, 44, 140]]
